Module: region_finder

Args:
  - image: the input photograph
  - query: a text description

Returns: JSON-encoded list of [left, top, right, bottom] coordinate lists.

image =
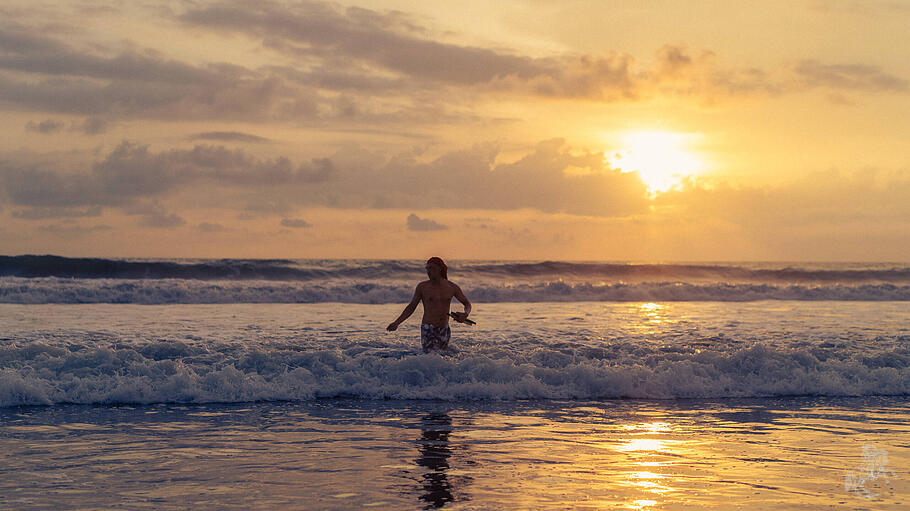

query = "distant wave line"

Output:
[[2, 277, 909, 303], [2, 255, 910, 283]]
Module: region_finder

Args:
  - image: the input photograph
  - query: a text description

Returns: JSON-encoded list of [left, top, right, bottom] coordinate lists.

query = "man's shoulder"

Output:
[[418, 279, 458, 293]]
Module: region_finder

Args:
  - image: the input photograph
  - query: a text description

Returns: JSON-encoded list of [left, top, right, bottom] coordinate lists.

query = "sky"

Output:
[[1, 0, 909, 261]]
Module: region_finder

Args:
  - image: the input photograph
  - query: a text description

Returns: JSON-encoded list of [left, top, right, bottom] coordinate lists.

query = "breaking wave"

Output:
[[1, 338, 907, 407]]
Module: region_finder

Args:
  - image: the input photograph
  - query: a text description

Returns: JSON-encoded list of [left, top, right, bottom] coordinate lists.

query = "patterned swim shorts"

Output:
[[420, 323, 451, 352]]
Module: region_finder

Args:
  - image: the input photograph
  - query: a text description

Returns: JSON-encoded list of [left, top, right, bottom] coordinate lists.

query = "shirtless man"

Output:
[[387, 257, 472, 352]]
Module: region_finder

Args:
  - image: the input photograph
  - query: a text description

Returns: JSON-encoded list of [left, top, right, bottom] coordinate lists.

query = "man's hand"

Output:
[[449, 311, 476, 325], [386, 322, 399, 331]]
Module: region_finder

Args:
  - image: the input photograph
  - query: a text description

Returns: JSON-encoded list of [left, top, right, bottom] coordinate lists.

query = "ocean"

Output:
[[0, 256, 907, 509]]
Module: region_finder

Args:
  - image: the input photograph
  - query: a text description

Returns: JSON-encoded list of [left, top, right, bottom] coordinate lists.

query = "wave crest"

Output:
[[2, 277, 910, 303], [1, 340, 907, 407], [4, 256, 910, 283]]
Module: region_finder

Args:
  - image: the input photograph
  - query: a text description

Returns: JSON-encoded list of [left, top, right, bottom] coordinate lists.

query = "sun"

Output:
[[608, 131, 705, 192]]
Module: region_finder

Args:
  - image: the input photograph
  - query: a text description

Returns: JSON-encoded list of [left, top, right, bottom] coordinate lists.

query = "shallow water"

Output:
[[1, 398, 907, 509], [0, 302, 907, 405], [0, 299, 907, 508]]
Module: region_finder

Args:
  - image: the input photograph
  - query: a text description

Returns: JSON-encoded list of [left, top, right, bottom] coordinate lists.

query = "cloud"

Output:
[[76, 117, 110, 134], [642, 170, 910, 259], [795, 60, 909, 92], [653, 169, 910, 227], [197, 222, 228, 232], [407, 213, 447, 231], [504, 53, 639, 100], [0, 141, 336, 209], [116, 200, 186, 229], [1, 7, 905, 130], [0, 20, 66, 55], [179, 0, 545, 86], [7, 134, 905, 232], [0, 61, 303, 121], [37, 223, 112, 235], [811, 0, 910, 16], [138, 211, 185, 228], [0, 138, 653, 218], [12, 206, 102, 220], [0, 20, 323, 121], [280, 218, 311, 228], [25, 119, 64, 133], [190, 131, 271, 143], [364, 138, 650, 216], [179, 4, 904, 103], [175, 2, 735, 102], [237, 138, 651, 215]]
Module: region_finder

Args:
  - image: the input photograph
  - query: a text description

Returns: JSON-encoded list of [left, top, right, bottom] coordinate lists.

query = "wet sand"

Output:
[[1, 397, 907, 509]]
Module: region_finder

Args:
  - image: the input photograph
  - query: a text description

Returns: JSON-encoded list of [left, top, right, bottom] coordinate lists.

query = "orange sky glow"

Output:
[[1, 0, 909, 261]]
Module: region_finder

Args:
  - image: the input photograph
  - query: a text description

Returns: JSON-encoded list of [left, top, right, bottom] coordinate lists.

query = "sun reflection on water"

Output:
[[618, 438, 672, 452], [623, 422, 672, 433], [628, 470, 674, 494], [611, 420, 693, 509], [639, 302, 664, 324]]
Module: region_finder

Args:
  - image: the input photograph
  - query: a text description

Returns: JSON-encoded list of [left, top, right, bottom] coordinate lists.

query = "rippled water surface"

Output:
[[1, 398, 908, 509], [0, 299, 907, 508]]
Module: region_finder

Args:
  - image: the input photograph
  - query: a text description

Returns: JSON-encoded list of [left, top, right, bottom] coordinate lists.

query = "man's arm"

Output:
[[451, 283, 472, 322], [387, 284, 422, 331]]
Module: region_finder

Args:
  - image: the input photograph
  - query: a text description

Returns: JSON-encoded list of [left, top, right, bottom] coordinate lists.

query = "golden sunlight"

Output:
[[617, 439, 671, 452], [608, 131, 705, 192]]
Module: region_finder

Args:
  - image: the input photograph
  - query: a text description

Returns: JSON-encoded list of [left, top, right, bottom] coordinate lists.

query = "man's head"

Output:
[[425, 257, 448, 280]]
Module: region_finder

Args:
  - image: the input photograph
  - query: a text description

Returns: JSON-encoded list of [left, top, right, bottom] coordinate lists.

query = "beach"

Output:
[[1, 398, 907, 509], [0, 259, 908, 508], [4, 0, 910, 507]]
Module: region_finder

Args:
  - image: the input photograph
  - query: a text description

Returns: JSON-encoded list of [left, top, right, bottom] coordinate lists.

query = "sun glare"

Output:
[[608, 131, 705, 192]]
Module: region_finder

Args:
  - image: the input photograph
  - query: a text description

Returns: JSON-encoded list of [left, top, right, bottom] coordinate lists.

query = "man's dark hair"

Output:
[[426, 257, 447, 279]]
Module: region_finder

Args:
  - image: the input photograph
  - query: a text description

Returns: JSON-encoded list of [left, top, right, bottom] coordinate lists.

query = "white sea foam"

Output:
[[3, 294, 908, 408], [1, 339, 907, 407], [1, 300, 908, 407]]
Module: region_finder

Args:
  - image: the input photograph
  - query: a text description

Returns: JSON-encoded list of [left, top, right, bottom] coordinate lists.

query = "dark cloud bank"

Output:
[[4, 136, 907, 240], [1, 1, 905, 128], [0, 138, 650, 219]]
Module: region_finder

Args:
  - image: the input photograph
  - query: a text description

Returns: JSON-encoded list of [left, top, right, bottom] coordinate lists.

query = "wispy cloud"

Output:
[[37, 223, 112, 236], [654, 169, 910, 226], [76, 117, 110, 135], [0, 3, 905, 135], [795, 60, 908, 92], [25, 119, 64, 134], [190, 131, 271, 143], [12, 206, 102, 220], [137, 211, 185, 229], [197, 222, 228, 232], [280, 218, 311, 228], [406, 213, 447, 231], [179, 0, 544, 85]]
